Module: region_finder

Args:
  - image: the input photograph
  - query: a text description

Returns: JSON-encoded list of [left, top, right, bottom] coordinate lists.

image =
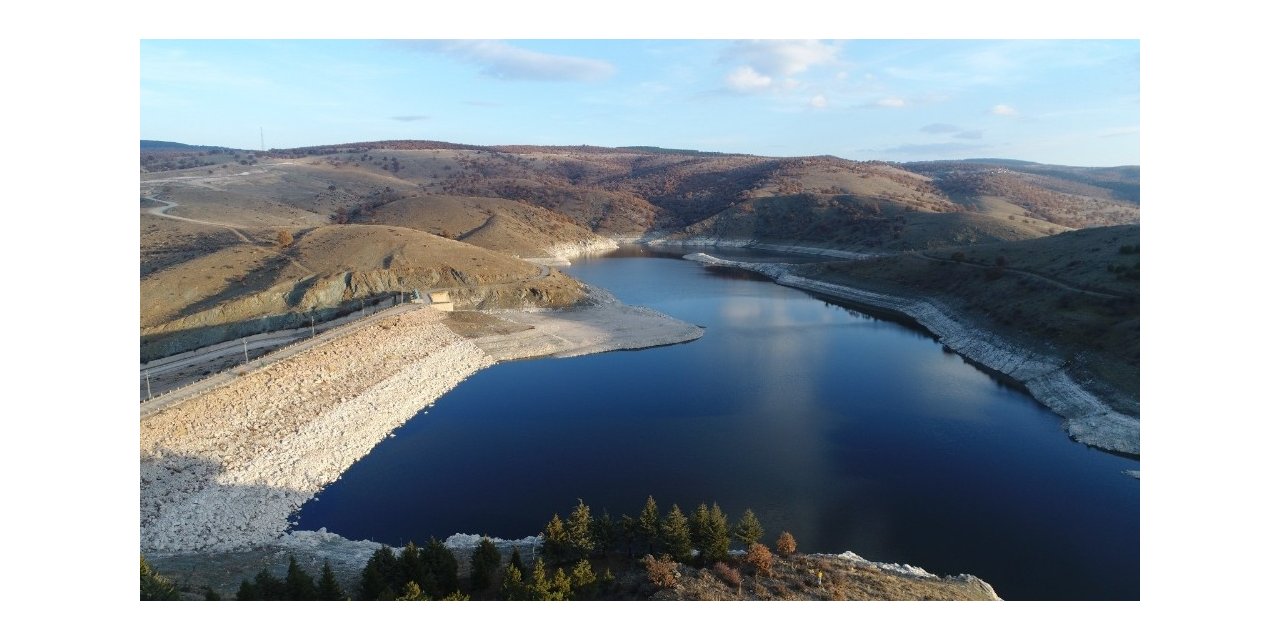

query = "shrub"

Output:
[[775, 531, 797, 557], [745, 543, 773, 577], [276, 230, 293, 247], [712, 561, 742, 590], [642, 554, 680, 590]]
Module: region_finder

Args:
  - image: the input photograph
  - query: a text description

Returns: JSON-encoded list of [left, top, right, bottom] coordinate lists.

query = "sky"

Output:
[[8, 0, 1280, 634], [141, 39, 1139, 167]]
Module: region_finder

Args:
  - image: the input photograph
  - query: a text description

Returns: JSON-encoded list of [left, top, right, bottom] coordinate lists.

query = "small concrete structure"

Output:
[[427, 291, 454, 312]]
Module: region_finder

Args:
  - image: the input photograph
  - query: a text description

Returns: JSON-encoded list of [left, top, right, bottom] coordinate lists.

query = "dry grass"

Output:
[[646, 554, 998, 601]]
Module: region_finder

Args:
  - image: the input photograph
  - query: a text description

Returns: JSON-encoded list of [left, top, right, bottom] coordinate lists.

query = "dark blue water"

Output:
[[294, 247, 1139, 600]]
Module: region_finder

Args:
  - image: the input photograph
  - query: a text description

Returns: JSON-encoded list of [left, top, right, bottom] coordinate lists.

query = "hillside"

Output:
[[140, 140, 1139, 362], [791, 224, 1140, 415]]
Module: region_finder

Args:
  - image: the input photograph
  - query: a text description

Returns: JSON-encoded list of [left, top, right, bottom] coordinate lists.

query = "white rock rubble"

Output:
[[685, 252, 1140, 455]]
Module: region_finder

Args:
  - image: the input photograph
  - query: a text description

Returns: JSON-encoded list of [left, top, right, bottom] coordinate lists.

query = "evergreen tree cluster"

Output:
[[498, 548, 610, 601], [236, 556, 346, 601], [541, 496, 770, 569], [206, 497, 791, 602], [358, 538, 462, 601]]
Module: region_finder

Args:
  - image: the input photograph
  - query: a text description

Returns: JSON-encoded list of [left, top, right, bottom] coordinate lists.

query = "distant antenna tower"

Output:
[[260, 127, 265, 152]]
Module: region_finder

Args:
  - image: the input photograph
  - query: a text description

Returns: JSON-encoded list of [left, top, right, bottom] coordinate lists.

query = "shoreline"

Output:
[[141, 291, 703, 556], [643, 236, 882, 260], [684, 252, 1140, 457]]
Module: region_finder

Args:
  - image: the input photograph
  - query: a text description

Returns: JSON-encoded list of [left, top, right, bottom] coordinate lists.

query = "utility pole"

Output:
[[144, 370, 152, 401], [242, 337, 249, 365], [310, 316, 315, 338], [260, 127, 265, 152]]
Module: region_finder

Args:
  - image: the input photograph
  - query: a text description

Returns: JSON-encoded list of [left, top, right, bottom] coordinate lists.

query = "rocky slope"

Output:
[[685, 253, 1139, 455], [141, 307, 495, 553]]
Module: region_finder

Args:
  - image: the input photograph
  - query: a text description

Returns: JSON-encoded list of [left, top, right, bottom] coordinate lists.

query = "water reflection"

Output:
[[295, 251, 1138, 600]]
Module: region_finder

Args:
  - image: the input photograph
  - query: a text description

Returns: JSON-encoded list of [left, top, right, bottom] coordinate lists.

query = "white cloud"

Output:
[[725, 66, 773, 92], [990, 104, 1019, 117], [414, 40, 614, 82], [875, 97, 907, 108], [723, 40, 839, 77], [954, 129, 984, 140], [810, 95, 828, 109]]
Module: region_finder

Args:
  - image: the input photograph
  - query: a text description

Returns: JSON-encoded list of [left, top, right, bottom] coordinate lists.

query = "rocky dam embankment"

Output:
[[141, 289, 705, 555], [140, 307, 496, 553]]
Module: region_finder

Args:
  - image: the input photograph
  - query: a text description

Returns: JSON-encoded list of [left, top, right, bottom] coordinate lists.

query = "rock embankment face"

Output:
[[685, 253, 1139, 456], [140, 307, 495, 553], [649, 236, 879, 260]]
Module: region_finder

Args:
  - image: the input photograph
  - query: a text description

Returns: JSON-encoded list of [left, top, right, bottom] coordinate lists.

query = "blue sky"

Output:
[[141, 39, 1138, 167]]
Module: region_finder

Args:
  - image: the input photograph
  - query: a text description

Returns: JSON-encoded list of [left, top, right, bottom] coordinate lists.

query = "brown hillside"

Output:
[[359, 194, 607, 258]]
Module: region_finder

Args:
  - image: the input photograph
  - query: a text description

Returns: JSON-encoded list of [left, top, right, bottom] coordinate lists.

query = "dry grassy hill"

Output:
[[140, 215, 583, 361], [354, 194, 605, 260], [141, 140, 1140, 361], [793, 224, 1140, 414]]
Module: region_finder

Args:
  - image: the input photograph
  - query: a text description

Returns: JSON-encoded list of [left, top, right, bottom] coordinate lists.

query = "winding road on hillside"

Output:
[[142, 196, 318, 275]]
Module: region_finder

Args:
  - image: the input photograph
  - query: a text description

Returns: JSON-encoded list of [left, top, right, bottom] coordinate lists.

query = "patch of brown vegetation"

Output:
[[644, 553, 998, 601]]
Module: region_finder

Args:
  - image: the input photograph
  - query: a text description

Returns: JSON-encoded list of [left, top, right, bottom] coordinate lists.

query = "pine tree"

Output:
[[397, 581, 429, 601], [203, 587, 221, 601], [140, 555, 179, 601], [399, 541, 425, 590], [359, 545, 399, 600], [550, 567, 572, 601], [527, 558, 552, 601], [619, 514, 637, 557], [690, 503, 713, 564], [705, 503, 732, 563], [543, 513, 570, 564], [236, 579, 259, 601], [660, 503, 694, 564], [569, 559, 597, 598], [500, 563, 525, 601], [318, 561, 346, 600], [422, 538, 460, 599], [734, 509, 765, 548], [470, 537, 503, 592], [638, 495, 661, 554], [591, 509, 617, 557], [253, 568, 286, 600], [566, 499, 595, 561], [508, 547, 526, 577], [285, 555, 318, 600]]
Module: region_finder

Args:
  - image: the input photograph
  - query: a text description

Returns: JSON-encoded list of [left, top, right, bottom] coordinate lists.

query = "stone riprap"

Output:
[[140, 307, 495, 553], [684, 252, 1139, 456]]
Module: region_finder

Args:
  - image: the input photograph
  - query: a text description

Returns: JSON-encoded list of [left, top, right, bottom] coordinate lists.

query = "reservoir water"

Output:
[[294, 247, 1139, 600]]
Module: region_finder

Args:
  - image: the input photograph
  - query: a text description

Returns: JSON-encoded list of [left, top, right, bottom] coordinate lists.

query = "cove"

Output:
[[293, 247, 1139, 600]]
